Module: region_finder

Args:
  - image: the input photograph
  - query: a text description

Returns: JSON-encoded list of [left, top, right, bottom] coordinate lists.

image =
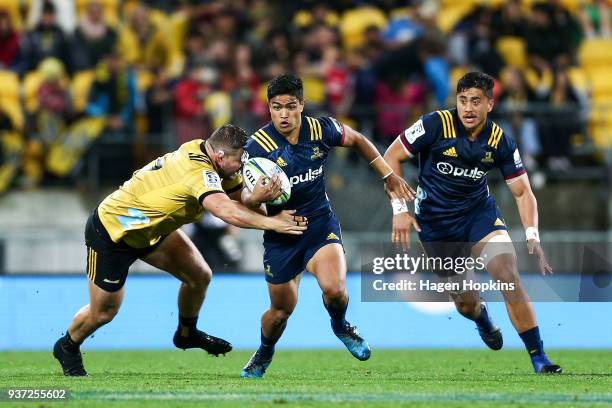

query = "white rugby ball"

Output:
[[242, 157, 291, 205]]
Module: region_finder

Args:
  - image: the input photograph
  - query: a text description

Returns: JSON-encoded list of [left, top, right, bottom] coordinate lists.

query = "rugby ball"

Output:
[[242, 157, 291, 205]]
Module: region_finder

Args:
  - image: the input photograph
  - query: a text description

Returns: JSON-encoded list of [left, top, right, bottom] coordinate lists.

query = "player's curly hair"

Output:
[[457, 72, 494, 99], [267, 73, 304, 101], [209, 124, 248, 151]]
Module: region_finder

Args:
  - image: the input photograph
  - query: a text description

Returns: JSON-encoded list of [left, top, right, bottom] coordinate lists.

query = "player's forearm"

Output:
[[240, 188, 268, 215], [213, 200, 272, 230], [383, 142, 407, 179], [515, 192, 539, 230], [352, 135, 396, 179]]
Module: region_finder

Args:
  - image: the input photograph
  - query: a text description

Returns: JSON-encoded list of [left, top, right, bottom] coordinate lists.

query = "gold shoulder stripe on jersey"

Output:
[[488, 123, 503, 149], [442, 147, 457, 157], [87, 247, 92, 279], [436, 111, 448, 139], [307, 117, 322, 141], [258, 129, 278, 149], [307, 117, 315, 141], [314, 118, 322, 141], [252, 132, 274, 152], [443, 110, 456, 138]]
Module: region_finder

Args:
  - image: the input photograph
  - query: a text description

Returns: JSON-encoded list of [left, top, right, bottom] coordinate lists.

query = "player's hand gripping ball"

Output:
[[243, 157, 291, 205]]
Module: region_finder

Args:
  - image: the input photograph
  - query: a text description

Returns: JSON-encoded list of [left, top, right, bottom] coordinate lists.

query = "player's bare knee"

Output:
[[92, 307, 119, 326], [184, 266, 211, 291], [270, 307, 292, 326]]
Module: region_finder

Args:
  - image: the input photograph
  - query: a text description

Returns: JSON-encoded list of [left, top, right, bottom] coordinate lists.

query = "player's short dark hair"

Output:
[[457, 72, 494, 99], [267, 74, 304, 101], [209, 124, 248, 152]]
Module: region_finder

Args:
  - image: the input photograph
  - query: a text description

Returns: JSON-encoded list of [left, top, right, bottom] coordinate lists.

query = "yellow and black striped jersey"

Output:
[[98, 139, 243, 248]]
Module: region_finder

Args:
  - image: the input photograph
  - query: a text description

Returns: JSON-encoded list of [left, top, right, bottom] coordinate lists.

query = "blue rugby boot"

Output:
[[530, 352, 562, 374], [333, 321, 371, 361], [240, 344, 275, 378], [475, 303, 503, 350]]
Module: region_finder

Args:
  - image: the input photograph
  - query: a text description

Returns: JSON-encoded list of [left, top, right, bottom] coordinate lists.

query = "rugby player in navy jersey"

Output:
[[383, 72, 561, 374], [239, 74, 414, 378]]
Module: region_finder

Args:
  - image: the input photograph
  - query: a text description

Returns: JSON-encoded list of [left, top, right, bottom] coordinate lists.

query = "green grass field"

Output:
[[1, 349, 611, 407]]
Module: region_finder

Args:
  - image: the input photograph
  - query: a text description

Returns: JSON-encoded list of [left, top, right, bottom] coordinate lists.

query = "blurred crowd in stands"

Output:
[[0, 0, 611, 194]]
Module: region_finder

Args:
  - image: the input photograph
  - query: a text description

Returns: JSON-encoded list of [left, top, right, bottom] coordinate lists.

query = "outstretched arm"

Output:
[[341, 124, 415, 201], [507, 174, 552, 275], [202, 193, 306, 235]]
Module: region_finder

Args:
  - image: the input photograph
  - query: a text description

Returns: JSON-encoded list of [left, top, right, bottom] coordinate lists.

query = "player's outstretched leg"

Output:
[[477, 235, 561, 373], [53, 331, 88, 376], [173, 315, 232, 356], [53, 281, 124, 376], [141, 230, 233, 356], [242, 278, 298, 378]]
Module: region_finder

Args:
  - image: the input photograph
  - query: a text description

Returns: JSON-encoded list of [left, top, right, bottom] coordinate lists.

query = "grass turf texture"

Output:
[[1, 349, 611, 407]]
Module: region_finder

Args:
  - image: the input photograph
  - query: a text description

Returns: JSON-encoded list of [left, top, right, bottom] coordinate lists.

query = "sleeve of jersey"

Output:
[[222, 173, 243, 194], [185, 168, 225, 204], [398, 113, 438, 158], [497, 135, 527, 182], [318, 116, 345, 146]]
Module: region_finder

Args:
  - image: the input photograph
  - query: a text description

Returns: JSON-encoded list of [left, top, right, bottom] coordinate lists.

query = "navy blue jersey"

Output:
[[398, 108, 526, 222], [245, 115, 345, 220]]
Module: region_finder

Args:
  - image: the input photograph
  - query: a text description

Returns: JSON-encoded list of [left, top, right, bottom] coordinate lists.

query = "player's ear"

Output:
[[487, 98, 494, 113], [298, 99, 305, 113]]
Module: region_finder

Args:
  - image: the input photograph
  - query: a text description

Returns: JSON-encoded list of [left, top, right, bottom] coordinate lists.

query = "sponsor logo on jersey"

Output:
[[311, 146, 323, 160], [513, 149, 523, 168], [203, 170, 222, 189], [405, 119, 425, 144], [276, 156, 287, 167], [289, 165, 323, 186], [442, 147, 457, 157], [436, 161, 486, 180], [481, 151, 494, 163]]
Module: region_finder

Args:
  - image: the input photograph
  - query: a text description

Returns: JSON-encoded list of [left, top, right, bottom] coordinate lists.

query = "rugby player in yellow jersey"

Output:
[[53, 124, 307, 376]]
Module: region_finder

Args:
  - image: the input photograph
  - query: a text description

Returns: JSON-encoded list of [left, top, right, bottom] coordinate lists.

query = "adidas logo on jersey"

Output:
[[327, 232, 339, 240], [276, 157, 287, 167], [289, 165, 323, 186], [494, 218, 505, 226], [442, 147, 457, 157]]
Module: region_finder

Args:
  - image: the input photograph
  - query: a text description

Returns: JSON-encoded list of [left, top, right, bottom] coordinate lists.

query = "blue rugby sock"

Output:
[[474, 304, 494, 332], [519, 326, 544, 356], [323, 295, 348, 332], [259, 328, 278, 358]]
